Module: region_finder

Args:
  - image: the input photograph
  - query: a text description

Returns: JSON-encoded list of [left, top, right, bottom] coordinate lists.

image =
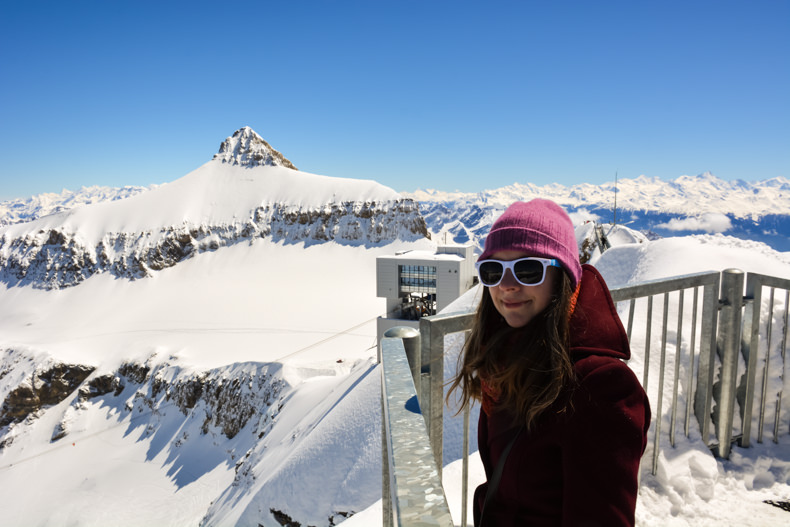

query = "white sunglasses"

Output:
[[475, 257, 560, 287]]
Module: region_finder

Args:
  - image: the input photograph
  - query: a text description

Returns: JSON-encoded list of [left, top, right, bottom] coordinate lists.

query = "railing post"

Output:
[[739, 274, 762, 447], [419, 317, 445, 478], [383, 326, 422, 392], [715, 269, 745, 458], [694, 278, 720, 447]]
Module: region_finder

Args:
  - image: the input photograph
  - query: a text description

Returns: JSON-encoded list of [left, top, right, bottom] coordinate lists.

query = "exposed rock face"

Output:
[[213, 126, 298, 170], [265, 507, 355, 527], [0, 199, 429, 289], [0, 352, 284, 447], [128, 362, 283, 441], [0, 363, 96, 427]]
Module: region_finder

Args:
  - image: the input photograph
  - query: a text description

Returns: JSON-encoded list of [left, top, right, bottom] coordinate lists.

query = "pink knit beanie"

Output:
[[478, 199, 583, 287]]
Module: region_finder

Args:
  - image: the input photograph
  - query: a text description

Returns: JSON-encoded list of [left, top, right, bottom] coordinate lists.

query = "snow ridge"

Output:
[[213, 127, 298, 170]]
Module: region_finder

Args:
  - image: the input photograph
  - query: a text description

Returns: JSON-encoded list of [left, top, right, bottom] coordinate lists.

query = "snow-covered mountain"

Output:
[[0, 128, 427, 289], [405, 173, 790, 252]]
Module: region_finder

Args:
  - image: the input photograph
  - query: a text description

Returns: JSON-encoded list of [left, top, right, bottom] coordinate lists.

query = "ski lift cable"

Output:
[[0, 400, 182, 472], [274, 316, 380, 361]]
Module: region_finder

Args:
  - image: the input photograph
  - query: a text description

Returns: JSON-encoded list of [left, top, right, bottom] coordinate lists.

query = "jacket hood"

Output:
[[568, 264, 631, 361]]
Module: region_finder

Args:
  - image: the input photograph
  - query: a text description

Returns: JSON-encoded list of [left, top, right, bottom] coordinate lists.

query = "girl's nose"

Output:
[[498, 269, 520, 289]]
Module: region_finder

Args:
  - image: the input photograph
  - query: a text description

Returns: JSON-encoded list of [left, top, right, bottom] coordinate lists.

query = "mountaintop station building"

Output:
[[376, 244, 476, 342]]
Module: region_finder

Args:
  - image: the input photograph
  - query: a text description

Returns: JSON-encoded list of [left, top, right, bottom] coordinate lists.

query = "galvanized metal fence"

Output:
[[742, 272, 790, 446], [379, 268, 790, 526], [609, 270, 722, 466]]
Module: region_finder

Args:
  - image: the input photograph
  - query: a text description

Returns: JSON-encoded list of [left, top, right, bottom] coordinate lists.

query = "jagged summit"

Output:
[[213, 127, 298, 170]]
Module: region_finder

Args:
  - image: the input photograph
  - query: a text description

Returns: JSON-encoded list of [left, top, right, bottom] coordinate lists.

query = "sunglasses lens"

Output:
[[478, 261, 504, 285], [513, 259, 545, 285]]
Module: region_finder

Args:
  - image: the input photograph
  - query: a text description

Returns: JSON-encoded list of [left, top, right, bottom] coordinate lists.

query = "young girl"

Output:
[[449, 199, 651, 527]]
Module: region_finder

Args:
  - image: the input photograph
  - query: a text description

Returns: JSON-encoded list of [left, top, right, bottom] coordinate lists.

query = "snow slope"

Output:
[[0, 239, 423, 526], [0, 219, 437, 527]]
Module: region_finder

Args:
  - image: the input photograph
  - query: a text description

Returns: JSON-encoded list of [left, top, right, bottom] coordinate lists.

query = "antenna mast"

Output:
[[613, 170, 618, 226]]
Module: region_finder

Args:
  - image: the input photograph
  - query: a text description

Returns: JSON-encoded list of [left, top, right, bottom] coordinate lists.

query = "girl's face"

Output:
[[488, 250, 558, 328]]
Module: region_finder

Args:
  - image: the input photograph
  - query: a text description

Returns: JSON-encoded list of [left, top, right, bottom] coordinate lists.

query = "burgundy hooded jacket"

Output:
[[474, 264, 651, 526]]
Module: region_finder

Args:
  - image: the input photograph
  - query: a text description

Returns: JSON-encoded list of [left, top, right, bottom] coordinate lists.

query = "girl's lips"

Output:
[[503, 300, 527, 309]]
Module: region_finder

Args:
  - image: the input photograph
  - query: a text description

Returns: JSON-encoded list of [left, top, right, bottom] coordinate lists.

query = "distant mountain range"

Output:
[[406, 173, 790, 252], [0, 184, 151, 226]]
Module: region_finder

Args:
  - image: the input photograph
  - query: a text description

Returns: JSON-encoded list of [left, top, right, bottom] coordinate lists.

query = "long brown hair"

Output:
[[448, 269, 576, 430]]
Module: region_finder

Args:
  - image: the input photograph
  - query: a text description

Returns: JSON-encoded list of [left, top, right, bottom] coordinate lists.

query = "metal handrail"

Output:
[[380, 332, 453, 527]]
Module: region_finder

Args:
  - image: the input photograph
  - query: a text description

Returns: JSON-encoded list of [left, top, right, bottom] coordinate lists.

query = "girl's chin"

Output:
[[502, 313, 534, 328]]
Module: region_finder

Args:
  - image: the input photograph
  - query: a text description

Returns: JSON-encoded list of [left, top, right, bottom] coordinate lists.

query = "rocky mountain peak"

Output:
[[213, 127, 298, 170]]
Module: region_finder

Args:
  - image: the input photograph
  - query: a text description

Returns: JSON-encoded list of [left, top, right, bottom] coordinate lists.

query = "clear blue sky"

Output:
[[1, 1, 788, 201]]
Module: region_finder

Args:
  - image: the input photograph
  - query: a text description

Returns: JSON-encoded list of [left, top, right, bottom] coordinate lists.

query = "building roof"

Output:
[[381, 249, 465, 263]]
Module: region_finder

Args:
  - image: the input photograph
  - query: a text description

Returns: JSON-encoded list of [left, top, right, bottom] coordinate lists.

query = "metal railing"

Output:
[[379, 268, 790, 526], [608, 270, 722, 465], [742, 272, 790, 446]]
